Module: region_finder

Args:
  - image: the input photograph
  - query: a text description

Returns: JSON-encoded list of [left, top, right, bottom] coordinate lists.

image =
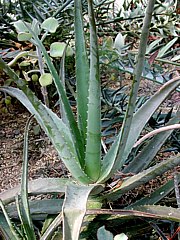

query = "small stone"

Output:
[[13, 129, 20, 135]]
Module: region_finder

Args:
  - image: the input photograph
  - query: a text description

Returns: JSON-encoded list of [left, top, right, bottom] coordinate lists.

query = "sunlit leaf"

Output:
[[41, 17, 59, 33], [14, 20, 31, 32], [17, 32, 32, 41], [39, 73, 53, 86], [114, 233, 128, 240], [157, 37, 178, 58], [66, 46, 74, 57], [114, 33, 125, 52], [97, 226, 113, 240], [50, 42, 66, 58]]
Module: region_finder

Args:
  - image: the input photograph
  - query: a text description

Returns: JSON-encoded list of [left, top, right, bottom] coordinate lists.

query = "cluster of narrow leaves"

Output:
[[0, 0, 180, 239]]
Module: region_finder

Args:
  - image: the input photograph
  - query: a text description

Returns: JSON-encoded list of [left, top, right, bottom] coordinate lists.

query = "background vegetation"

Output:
[[0, 0, 180, 239]]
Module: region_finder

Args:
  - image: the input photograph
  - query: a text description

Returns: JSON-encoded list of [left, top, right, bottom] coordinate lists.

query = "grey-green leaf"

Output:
[[97, 226, 113, 240], [50, 42, 66, 58], [0, 87, 92, 184], [62, 184, 95, 240], [41, 17, 59, 33], [104, 154, 180, 201], [14, 20, 31, 33]]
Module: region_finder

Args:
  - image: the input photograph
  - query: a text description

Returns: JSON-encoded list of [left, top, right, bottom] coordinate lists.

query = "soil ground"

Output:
[[0, 104, 67, 193]]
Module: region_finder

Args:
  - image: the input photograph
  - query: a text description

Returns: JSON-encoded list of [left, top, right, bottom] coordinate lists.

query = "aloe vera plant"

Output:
[[0, 0, 180, 239]]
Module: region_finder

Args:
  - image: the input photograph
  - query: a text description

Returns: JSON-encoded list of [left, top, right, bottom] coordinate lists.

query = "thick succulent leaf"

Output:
[[0, 178, 73, 204], [62, 183, 95, 240], [6, 199, 64, 219], [127, 174, 180, 209], [84, 0, 101, 181], [120, 77, 180, 166], [100, 77, 180, 183], [146, 38, 162, 54], [133, 124, 180, 148], [0, 213, 18, 240], [16, 25, 85, 165], [74, 0, 89, 140], [157, 37, 178, 58], [19, 116, 36, 239], [0, 201, 21, 240], [97, 206, 180, 222], [0, 87, 92, 184], [104, 154, 180, 201], [123, 109, 180, 174], [0, 56, 84, 165], [40, 213, 63, 240], [112, 0, 156, 171], [132, 205, 180, 222], [99, 0, 157, 182]]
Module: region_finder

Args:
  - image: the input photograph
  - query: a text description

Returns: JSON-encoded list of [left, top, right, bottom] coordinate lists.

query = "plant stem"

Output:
[[36, 46, 49, 107]]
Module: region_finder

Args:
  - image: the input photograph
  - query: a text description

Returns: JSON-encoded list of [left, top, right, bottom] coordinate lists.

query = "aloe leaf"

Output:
[[104, 154, 180, 201], [15, 195, 33, 239], [0, 213, 19, 240], [0, 87, 92, 184], [6, 199, 64, 219], [62, 183, 95, 240], [40, 213, 63, 240], [0, 200, 21, 240], [120, 77, 180, 166], [6, 198, 102, 220], [157, 37, 178, 58], [127, 174, 180, 209], [123, 109, 180, 174], [19, 115, 36, 239], [99, 0, 156, 182], [132, 205, 180, 222], [97, 206, 180, 222], [84, 0, 101, 181], [146, 38, 163, 54], [59, 49, 69, 126], [74, 0, 89, 140], [0, 57, 84, 165], [18, 22, 85, 163], [98, 129, 122, 183], [113, 0, 156, 169], [0, 178, 75, 204]]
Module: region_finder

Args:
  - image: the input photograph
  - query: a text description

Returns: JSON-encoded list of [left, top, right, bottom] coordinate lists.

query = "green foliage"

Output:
[[39, 73, 53, 86], [97, 226, 128, 240], [0, 0, 180, 239]]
